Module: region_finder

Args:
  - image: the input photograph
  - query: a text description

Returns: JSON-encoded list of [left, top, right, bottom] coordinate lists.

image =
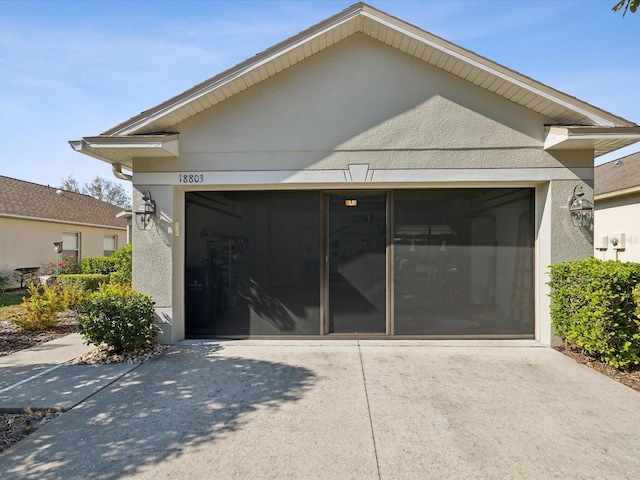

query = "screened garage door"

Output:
[[184, 189, 534, 338]]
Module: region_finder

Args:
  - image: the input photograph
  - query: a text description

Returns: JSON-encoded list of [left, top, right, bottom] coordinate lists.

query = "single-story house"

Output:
[[70, 3, 640, 344], [0, 175, 128, 286], [594, 151, 640, 262]]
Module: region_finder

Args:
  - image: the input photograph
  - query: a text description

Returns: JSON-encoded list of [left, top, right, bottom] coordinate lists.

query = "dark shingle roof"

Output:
[[595, 151, 640, 197], [0, 175, 127, 228]]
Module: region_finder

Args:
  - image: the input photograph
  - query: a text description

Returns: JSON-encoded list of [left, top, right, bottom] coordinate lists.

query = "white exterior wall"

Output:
[[129, 34, 593, 344], [594, 195, 640, 262], [0, 216, 126, 286]]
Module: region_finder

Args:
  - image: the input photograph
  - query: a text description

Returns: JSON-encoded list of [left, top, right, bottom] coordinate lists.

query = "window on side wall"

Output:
[[62, 232, 80, 260], [104, 235, 117, 256]]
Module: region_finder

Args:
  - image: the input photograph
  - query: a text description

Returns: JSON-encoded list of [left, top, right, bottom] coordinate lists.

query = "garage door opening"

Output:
[[184, 188, 534, 338], [185, 191, 321, 336]]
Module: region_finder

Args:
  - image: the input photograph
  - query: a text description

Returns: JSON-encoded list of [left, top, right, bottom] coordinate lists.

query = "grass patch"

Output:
[[0, 290, 28, 322], [0, 290, 27, 308]]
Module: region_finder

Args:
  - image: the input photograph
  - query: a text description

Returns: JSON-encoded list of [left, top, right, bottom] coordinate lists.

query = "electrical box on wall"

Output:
[[611, 233, 626, 250], [597, 236, 608, 250]]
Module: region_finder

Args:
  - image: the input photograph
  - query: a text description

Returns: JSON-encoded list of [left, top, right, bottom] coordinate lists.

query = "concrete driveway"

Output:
[[2, 340, 640, 479]]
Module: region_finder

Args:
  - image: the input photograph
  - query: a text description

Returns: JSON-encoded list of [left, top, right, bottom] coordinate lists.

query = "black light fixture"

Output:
[[135, 190, 156, 230], [568, 185, 593, 228], [53, 242, 63, 275]]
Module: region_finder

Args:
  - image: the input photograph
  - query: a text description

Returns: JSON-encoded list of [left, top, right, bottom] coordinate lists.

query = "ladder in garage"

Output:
[[510, 211, 534, 327]]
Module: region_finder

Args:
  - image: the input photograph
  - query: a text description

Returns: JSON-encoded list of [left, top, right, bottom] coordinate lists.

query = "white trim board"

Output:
[[133, 168, 593, 186]]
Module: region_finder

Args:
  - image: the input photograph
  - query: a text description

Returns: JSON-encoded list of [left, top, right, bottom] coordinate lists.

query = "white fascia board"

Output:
[[84, 135, 178, 155], [544, 126, 640, 151], [104, 4, 631, 137], [72, 135, 179, 162], [69, 139, 124, 166]]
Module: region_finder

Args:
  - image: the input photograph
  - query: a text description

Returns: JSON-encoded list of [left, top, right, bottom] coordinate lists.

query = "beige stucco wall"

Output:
[[536, 180, 594, 346], [129, 33, 594, 344], [594, 195, 640, 262], [135, 34, 588, 176], [0, 216, 126, 286]]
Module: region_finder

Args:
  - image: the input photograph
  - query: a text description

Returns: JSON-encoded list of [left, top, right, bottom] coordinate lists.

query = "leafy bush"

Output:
[[46, 254, 81, 275], [81, 257, 116, 275], [13, 284, 66, 330], [110, 244, 132, 286], [57, 274, 109, 292], [59, 283, 89, 311], [549, 257, 640, 369], [77, 283, 159, 353]]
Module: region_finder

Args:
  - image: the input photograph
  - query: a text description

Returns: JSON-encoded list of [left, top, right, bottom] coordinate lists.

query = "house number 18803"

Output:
[[179, 174, 204, 184]]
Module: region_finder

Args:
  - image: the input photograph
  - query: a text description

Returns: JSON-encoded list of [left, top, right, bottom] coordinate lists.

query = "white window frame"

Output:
[[62, 232, 81, 260], [104, 235, 118, 256]]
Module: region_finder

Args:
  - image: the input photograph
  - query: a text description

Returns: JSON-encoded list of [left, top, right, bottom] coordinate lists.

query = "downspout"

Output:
[[112, 163, 133, 245], [112, 163, 133, 182]]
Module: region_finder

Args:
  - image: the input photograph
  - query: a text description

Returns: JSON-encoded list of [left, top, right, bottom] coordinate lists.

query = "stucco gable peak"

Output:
[[100, 2, 635, 139]]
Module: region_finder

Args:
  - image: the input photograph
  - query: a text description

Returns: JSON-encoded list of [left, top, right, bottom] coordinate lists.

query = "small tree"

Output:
[[59, 175, 131, 209]]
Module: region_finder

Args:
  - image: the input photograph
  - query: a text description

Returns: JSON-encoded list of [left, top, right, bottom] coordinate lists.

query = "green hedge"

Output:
[[81, 257, 116, 275], [57, 274, 110, 292], [549, 257, 640, 369], [110, 243, 132, 285]]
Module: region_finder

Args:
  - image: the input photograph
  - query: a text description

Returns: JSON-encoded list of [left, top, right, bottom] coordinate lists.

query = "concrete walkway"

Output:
[[0, 333, 136, 412], [2, 339, 640, 479]]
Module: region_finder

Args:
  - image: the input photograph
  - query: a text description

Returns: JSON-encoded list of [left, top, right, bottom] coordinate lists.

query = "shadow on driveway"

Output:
[[2, 344, 317, 479]]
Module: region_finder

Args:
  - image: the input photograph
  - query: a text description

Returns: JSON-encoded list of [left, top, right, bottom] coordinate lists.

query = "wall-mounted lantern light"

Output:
[[568, 185, 593, 228], [135, 190, 156, 230], [345, 199, 358, 207], [53, 242, 63, 275]]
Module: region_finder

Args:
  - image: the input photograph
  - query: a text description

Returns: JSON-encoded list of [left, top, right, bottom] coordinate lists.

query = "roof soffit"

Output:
[[544, 126, 640, 158], [101, 2, 636, 139]]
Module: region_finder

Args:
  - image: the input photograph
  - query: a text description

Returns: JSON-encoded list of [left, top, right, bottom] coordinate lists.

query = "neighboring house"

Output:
[[0, 175, 128, 286], [71, 3, 640, 345], [594, 151, 640, 262]]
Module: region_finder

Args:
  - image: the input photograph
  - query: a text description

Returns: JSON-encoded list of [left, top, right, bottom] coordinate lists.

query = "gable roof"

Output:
[[0, 175, 127, 229], [71, 2, 640, 165], [595, 151, 640, 200]]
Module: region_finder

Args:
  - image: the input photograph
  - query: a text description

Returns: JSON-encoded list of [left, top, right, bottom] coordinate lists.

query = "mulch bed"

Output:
[[0, 314, 78, 357], [555, 345, 640, 393], [1, 410, 61, 453]]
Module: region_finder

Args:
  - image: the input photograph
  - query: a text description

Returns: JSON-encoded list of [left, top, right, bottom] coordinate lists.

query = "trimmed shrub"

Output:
[[77, 283, 160, 353], [13, 284, 65, 330], [81, 256, 116, 275], [59, 283, 89, 311], [549, 257, 640, 369], [110, 244, 132, 286], [57, 274, 109, 292]]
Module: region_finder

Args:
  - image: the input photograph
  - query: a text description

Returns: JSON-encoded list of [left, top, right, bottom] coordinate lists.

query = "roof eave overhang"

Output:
[[544, 126, 640, 157], [69, 134, 179, 166], [595, 185, 640, 202], [98, 2, 636, 139], [0, 212, 127, 230]]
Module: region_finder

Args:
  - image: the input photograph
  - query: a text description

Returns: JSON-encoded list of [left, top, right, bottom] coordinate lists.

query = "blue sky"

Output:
[[1, 0, 638, 191]]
